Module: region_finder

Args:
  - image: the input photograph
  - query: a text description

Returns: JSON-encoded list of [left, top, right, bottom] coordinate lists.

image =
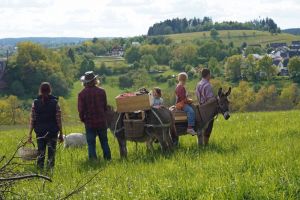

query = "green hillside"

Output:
[[1, 110, 299, 199], [167, 30, 300, 46]]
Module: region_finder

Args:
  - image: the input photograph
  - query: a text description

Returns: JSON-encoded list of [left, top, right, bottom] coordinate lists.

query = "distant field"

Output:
[[167, 30, 300, 46], [1, 110, 299, 199], [93, 56, 126, 68]]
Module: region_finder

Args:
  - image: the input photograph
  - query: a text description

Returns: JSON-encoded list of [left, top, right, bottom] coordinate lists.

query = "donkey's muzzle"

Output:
[[223, 111, 230, 120]]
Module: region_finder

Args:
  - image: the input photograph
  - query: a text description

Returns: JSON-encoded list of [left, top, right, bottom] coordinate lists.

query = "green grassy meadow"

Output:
[[2, 30, 300, 199], [167, 30, 300, 46], [1, 110, 299, 199]]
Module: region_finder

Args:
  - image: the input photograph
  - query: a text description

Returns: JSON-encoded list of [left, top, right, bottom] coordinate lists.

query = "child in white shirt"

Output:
[[151, 87, 164, 108]]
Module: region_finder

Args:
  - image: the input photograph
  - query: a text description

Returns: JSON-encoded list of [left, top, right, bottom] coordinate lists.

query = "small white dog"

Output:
[[63, 133, 87, 148]]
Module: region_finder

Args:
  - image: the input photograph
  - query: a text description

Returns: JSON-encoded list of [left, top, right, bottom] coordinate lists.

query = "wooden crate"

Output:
[[124, 119, 145, 138], [116, 94, 151, 113], [173, 111, 188, 122]]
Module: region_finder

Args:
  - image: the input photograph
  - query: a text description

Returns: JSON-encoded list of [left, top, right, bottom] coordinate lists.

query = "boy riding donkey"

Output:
[[195, 69, 215, 145]]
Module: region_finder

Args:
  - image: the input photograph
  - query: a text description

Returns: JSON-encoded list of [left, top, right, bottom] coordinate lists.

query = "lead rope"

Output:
[[151, 108, 167, 142], [113, 113, 122, 137]]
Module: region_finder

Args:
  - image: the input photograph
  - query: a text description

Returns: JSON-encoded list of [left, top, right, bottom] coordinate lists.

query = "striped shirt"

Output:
[[196, 79, 214, 104]]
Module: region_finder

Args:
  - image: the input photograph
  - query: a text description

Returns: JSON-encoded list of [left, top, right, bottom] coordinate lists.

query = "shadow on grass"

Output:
[[112, 141, 239, 165], [77, 158, 110, 171], [177, 142, 239, 156]]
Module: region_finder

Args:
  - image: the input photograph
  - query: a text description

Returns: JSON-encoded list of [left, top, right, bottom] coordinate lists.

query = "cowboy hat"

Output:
[[80, 71, 98, 83]]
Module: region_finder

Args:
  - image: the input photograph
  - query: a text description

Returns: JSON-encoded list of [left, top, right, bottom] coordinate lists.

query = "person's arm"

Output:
[[195, 85, 201, 103], [78, 93, 85, 123], [28, 102, 35, 143], [56, 104, 64, 143]]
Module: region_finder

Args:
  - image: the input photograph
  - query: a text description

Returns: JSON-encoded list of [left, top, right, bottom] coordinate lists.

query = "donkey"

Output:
[[106, 106, 177, 158], [174, 87, 231, 145]]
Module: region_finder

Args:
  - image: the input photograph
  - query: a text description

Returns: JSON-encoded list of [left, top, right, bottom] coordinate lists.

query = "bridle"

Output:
[[216, 95, 229, 116]]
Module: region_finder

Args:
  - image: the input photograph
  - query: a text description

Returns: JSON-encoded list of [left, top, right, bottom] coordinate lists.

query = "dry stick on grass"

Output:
[[0, 174, 52, 182], [59, 169, 103, 200]]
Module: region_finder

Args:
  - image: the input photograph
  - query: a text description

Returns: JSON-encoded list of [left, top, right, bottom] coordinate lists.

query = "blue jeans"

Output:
[[183, 104, 195, 127], [85, 127, 111, 160]]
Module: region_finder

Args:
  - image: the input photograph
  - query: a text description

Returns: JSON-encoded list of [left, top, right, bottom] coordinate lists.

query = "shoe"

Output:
[[187, 128, 197, 136]]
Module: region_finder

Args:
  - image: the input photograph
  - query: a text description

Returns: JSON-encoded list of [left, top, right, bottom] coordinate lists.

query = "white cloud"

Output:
[[0, 0, 299, 38]]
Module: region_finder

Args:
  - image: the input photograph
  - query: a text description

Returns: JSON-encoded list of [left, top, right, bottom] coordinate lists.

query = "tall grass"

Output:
[[1, 111, 299, 199]]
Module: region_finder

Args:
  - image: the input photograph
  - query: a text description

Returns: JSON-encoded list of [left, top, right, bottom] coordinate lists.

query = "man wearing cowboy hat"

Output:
[[78, 71, 111, 160]]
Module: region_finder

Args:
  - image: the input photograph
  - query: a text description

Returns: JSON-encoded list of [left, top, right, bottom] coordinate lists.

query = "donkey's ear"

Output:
[[218, 88, 223, 97], [226, 87, 231, 96]]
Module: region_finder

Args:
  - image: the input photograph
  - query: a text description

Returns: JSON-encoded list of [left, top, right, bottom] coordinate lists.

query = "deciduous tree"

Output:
[[288, 56, 300, 83]]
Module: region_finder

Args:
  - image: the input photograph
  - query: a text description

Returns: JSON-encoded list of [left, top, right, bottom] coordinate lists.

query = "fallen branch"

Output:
[[0, 174, 52, 182]]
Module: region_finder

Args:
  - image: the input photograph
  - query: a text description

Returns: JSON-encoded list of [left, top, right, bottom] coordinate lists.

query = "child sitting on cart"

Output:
[[151, 87, 164, 108]]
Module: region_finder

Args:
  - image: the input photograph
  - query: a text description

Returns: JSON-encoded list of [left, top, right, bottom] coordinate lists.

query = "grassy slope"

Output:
[[167, 30, 300, 46], [1, 111, 299, 199]]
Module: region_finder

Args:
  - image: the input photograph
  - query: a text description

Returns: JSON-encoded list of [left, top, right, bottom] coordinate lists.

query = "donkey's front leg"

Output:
[[146, 137, 155, 152], [117, 136, 127, 158], [197, 130, 204, 146], [156, 132, 169, 152]]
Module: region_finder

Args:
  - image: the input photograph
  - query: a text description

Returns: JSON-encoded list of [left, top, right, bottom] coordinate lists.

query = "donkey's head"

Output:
[[217, 87, 231, 120]]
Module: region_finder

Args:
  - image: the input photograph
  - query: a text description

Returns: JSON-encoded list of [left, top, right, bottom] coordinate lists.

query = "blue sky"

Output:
[[0, 0, 299, 38]]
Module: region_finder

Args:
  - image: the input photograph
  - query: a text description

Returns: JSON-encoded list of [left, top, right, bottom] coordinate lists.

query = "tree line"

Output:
[[1, 42, 99, 99], [148, 17, 280, 36]]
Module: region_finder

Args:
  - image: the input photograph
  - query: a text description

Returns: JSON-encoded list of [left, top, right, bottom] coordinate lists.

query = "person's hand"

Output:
[[58, 133, 64, 143], [27, 135, 32, 144]]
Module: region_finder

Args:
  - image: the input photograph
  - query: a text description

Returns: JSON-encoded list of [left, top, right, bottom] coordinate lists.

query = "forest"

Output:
[[148, 17, 280, 36]]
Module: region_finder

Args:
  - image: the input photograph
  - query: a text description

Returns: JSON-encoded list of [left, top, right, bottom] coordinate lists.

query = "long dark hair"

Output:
[[39, 82, 52, 103]]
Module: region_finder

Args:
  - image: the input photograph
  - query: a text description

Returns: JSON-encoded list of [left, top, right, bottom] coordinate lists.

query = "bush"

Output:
[[288, 56, 300, 83], [125, 47, 141, 63], [225, 55, 242, 82], [0, 96, 25, 125], [170, 59, 184, 71], [278, 84, 299, 109], [119, 75, 133, 88], [229, 81, 255, 112], [155, 75, 168, 83], [10, 81, 25, 97], [253, 85, 278, 111], [187, 71, 195, 79], [167, 78, 177, 88]]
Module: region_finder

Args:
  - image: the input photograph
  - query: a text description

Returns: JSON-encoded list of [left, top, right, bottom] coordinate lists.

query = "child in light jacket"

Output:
[[151, 87, 164, 108]]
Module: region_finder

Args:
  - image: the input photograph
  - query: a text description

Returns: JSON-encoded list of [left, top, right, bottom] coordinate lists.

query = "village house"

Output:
[[108, 46, 124, 57], [288, 41, 300, 58]]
